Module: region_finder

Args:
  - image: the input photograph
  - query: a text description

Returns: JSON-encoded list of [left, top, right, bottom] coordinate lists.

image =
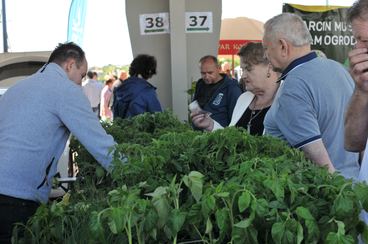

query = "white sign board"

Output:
[[185, 12, 213, 33], [139, 12, 170, 35]]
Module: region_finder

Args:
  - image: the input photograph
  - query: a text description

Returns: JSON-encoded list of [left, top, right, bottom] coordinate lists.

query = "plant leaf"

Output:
[[183, 171, 204, 202], [216, 208, 229, 232], [238, 191, 251, 213], [234, 211, 255, 229], [216, 192, 230, 198], [271, 222, 285, 244], [151, 197, 170, 228], [169, 209, 186, 236], [295, 206, 314, 221], [296, 221, 304, 244], [205, 217, 213, 234], [333, 195, 354, 218]]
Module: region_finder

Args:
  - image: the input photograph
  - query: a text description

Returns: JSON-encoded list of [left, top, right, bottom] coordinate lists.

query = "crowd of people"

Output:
[[192, 42, 279, 135], [81, 54, 162, 123], [1, 0, 368, 242]]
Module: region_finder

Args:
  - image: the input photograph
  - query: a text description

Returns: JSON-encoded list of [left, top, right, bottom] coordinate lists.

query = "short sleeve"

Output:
[[274, 77, 321, 148]]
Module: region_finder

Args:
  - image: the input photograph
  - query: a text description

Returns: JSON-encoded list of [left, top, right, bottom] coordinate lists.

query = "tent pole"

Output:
[[2, 0, 8, 52], [232, 54, 234, 78]]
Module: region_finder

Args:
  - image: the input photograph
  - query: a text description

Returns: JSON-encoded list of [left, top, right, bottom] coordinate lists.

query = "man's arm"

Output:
[[301, 139, 335, 173], [345, 47, 368, 152], [345, 89, 368, 151], [59, 86, 116, 170]]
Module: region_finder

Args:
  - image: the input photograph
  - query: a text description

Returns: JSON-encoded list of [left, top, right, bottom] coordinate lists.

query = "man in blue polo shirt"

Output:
[[262, 13, 360, 179]]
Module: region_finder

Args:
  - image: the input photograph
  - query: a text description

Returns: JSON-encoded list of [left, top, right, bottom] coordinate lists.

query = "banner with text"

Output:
[[218, 40, 261, 55], [283, 3, 354, 64], [67, 0, 88, 46]]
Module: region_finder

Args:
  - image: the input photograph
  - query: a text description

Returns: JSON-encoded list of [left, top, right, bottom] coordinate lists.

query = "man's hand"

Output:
[[191, 111, 214, 131], [345, 48, 368, 151], [349, 47, 368, 92]]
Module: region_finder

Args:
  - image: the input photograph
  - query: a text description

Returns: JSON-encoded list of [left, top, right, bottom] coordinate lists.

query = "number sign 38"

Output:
[[140, 13, 170, 35]]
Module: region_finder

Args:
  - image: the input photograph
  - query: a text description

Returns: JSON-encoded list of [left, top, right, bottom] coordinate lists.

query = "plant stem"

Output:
[[178, 240, 207, 244], [173, 235, 177, 244]]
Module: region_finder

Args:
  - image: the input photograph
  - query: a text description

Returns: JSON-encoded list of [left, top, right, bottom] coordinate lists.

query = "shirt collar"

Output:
[[40, 62, 77, 86], [277, 51, 317, 83]]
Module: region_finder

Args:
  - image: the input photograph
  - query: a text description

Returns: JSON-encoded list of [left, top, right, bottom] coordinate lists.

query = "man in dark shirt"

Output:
[[192, 55, 242, 129]]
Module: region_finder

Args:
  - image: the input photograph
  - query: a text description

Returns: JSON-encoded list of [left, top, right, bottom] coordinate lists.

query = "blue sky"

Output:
[[2, 0, 356, 67]]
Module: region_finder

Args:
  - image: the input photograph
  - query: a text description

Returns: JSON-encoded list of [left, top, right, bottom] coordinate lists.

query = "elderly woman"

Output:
[[191, 42, 279, 136]]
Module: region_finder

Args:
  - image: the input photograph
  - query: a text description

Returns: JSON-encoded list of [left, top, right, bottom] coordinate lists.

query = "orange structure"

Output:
[[219, 17, 264, 75]]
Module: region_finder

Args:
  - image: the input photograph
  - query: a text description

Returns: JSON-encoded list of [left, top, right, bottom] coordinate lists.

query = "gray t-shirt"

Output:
[[264, 55, 360, 179]]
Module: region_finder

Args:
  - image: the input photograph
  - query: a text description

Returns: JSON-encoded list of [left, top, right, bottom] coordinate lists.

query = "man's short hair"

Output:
[[86, 71, 94, 79], [199, 55, 219, 66], [348, 0, 368, 23], [48, 42, 86, 68], [264, 13, 312, 47]]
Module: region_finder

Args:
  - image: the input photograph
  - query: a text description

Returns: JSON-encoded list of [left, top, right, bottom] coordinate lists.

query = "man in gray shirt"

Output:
[[0, 42, 119, 243]]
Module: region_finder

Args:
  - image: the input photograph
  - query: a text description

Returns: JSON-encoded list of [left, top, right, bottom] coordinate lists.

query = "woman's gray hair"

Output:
[[264, 13, 312, 47]]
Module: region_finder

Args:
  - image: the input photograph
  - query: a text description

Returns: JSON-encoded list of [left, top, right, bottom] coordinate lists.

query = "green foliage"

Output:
[[93, 64, 129, 82], [14, 111, 368, 244]]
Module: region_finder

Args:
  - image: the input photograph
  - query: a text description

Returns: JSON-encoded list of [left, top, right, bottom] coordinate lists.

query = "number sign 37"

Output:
[[186, 12, 213, 33]]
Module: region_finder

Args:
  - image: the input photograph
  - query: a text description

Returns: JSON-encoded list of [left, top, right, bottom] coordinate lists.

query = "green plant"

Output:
[[13, 111, 368, 244]]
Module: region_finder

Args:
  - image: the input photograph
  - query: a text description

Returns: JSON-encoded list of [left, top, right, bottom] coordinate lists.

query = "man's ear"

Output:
[[63, 58, 75, 72], [279, 38, 289, 58]]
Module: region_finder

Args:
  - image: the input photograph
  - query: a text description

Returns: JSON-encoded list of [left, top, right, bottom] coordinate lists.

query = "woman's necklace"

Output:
[[247, 107, 263, 133]]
